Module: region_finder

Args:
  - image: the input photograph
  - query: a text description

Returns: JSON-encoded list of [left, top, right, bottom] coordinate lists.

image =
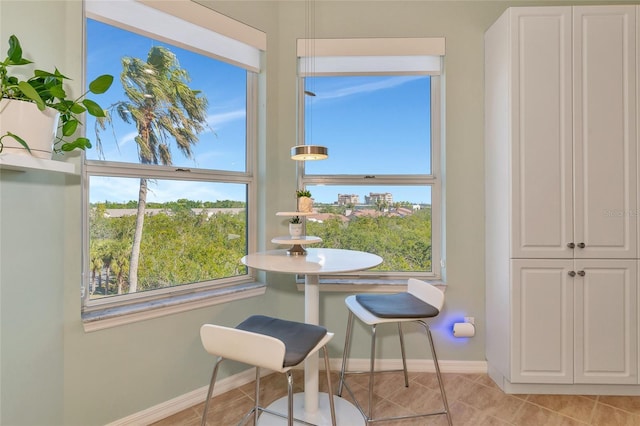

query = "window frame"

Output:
[[81, 1, 265, 330], [297, 51, 443, 283]]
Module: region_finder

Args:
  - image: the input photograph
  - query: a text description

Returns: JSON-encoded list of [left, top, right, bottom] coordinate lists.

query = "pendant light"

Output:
[[291, 144, 328, 160], [291, 0, 328, 162]]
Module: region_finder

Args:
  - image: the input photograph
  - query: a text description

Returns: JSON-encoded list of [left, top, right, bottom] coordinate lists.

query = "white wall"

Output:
[[2, 1, 639, 425]]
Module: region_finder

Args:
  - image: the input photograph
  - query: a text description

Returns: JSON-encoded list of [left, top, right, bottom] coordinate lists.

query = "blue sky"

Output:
[[86, 19, 432, 206]]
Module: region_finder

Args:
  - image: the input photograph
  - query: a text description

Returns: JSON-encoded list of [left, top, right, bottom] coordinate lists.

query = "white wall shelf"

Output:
[[0, 153, 76, 174]]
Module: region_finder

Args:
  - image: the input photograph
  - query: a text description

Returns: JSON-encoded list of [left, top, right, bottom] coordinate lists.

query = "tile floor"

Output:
[[152, 371, 640, 425]]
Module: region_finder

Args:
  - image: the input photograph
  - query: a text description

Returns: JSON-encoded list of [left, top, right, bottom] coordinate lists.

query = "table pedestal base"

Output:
[[256, 392, 364, 425], [286, 244, 307, 256]]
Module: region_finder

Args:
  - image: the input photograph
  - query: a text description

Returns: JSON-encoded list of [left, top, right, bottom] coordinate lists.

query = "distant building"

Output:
[[365, 192, 393, 205], [338, 193, 360, 205]]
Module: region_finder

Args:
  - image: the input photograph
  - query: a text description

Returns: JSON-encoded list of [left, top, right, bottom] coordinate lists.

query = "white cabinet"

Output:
[[572, 6, 637, 260], [573, 260, 637, 384], [511, 260, 637, 385], [485, 5, 638, 392]]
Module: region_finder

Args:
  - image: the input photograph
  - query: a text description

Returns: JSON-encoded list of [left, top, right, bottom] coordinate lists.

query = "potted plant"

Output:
[[296, 189, 313, 213], [0, 34, 113, 158], [289, 216, 303, 237]]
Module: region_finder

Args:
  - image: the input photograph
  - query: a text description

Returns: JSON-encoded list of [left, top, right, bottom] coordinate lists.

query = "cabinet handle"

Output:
[[568, 271, 576, 277], [577, 242, 585, 249], [577, 270, 585, 277], [567, 242, 575, 249]]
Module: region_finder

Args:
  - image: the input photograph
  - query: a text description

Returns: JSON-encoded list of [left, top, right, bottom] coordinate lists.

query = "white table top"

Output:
[[241, 248, 383, 275]]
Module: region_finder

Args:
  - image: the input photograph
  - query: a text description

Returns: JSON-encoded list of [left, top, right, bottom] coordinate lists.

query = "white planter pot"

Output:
[[297, 196, 313, 213], [0, 99, 59, 159], [289, 223, 303, 237]]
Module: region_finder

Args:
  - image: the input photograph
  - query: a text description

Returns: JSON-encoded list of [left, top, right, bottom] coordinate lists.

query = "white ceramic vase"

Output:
[[0, 99, 59, 159], [289, 223, 303, 237]]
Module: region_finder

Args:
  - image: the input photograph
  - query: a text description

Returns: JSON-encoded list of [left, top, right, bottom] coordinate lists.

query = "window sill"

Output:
[[82, 281, 266, 332]]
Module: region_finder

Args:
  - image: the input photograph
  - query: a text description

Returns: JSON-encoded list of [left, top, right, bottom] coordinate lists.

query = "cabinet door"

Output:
[[573, 6, 637, 259], [511, 259, 574, 383], [510, 8, 574, 259], [574, 260, 637, 384]]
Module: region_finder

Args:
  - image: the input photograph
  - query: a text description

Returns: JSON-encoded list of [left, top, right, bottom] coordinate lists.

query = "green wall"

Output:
[[1, 1, 639, 425]]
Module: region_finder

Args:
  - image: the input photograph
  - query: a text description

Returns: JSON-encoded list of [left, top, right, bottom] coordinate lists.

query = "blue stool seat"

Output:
[[356, 293, 439, 319], [236, 315, 328, 367]]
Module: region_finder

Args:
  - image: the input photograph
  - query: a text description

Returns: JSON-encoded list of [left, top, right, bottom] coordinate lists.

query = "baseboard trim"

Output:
[[105, 368, 260, 426], [107, 359, 487, 425]]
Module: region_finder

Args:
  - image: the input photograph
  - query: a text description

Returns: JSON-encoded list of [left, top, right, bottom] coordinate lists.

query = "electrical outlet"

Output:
[[464, 316, 475, 325]]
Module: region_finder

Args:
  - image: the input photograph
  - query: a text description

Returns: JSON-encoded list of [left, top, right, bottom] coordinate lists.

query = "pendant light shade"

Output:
[[291, 145, 328, 161]]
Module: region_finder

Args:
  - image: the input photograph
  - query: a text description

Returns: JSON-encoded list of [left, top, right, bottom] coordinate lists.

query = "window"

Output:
[[82, 0, 265, 328], [298, 38, 444, 281]]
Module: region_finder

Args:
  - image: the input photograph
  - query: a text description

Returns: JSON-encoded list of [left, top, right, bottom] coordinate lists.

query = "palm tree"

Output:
[[98, 46, 208, 293]]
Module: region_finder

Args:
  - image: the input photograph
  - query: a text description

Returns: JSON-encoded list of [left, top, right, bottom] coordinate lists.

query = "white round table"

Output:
[[241, 248, 383, 425]]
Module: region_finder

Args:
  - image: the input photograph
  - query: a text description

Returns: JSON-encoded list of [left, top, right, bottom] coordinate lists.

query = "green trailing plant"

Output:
[[0, 34, 113, 154], [296, 189, 311, 198], [289, 216, 301, 224]]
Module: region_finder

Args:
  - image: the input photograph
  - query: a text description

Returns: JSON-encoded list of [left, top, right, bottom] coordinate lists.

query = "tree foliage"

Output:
[[89, 203, 432, 299], [89, 204, 247, 298], [307, 206, 432, 272]]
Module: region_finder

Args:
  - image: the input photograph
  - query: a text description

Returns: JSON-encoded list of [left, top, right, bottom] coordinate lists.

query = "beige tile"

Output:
[[598, 395, 640, 415], [413, 371, 474, 403], [513, 401, 589, 426], [344, 370, 411, 399], [194, 395, 257, 426], [477, 415, 516, 426], [457, 380, 525, 423], [447, 400, 487, 426], [591, 402, 640, 426], [386, 381, 448, 415], [237, 372, 295, 406], [526, 394, 595, 423]]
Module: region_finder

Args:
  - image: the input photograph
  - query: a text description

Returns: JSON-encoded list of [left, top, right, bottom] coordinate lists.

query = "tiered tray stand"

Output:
[[274, 211, 321, 255]]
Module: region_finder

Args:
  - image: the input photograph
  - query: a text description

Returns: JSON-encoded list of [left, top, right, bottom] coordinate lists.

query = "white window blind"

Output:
[[297, 37, 445, 75], [85, 0, 266, 72]]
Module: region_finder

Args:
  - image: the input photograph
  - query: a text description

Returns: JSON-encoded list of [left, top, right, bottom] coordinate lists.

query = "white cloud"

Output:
[[206, 109, 245, 132], [316, 76, 422, 101]]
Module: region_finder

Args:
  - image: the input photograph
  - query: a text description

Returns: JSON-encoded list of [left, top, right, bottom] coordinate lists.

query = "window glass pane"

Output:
[[88, 177, 247, 299], [305, 185, 432, 273], [304, 75, 431, 176], [86, 19, 247, 172]]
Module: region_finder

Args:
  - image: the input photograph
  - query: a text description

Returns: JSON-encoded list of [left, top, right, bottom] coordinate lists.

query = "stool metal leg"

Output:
[[253, 367, 260, 426], [338, 311, 355, 397], [201, 357, 223, 426], [286, 371, 294, 426], [419, 320, 453, 426], [397, 323, 409, 387], [322, 346, 337, 426], [368, 324, 378, 420]]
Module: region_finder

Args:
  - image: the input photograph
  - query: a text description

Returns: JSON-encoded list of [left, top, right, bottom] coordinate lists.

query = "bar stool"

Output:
[[200, 315, 336, 426], [337, 278, 452, 425]]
